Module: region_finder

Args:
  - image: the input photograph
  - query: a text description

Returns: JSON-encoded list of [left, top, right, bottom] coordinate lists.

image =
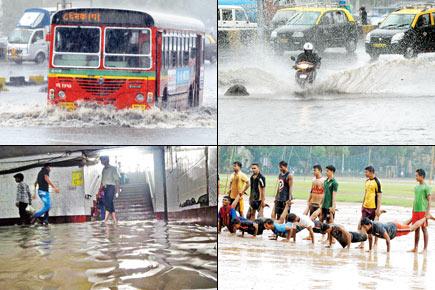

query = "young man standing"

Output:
[[247, 163, 266, 221], [227, 161, 250, 217], [305, 164, 325, 216], [13, 173, 32, 225], [100, 156, 121, 224], [409, 169, 431, 253], [320, 165, 338, 224], [272, 161, 293, 220], [357, 166, 382, 248]]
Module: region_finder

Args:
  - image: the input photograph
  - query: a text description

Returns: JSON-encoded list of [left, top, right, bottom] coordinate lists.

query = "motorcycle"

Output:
[[290, 56, 319, 89]]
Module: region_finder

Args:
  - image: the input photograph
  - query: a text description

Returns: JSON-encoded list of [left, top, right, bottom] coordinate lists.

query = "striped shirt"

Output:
[[16, 182, 31, 204]]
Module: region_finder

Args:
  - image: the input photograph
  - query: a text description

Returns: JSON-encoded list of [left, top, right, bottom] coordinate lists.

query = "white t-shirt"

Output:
[[298, 215, 314, 228]]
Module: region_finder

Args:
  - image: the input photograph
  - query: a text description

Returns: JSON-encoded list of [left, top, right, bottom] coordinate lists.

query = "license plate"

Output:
[[58, 102, 76, 110], [132, 104, 148, 110], [299, 74, 308, 79], [372, 43, 387, 48], [279, 38, 288, 44]]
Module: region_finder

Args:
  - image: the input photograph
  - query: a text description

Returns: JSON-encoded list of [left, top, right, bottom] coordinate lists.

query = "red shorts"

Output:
[[412, 212, 428, 227], [394, 223, 411, 237]]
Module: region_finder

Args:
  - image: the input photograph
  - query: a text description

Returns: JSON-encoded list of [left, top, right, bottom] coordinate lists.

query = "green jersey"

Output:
[[413, 183, 431, 212], [323, 178, 338, 209]]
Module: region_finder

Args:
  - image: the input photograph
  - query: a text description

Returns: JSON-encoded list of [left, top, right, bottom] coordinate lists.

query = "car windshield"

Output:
[[379, 13, 415, 29], [287, 12, 321, 25], [104, 28, 152, 70], [53, 26, 100, 68], [272, 10, 297, 25], [8, 29, 32, 44]]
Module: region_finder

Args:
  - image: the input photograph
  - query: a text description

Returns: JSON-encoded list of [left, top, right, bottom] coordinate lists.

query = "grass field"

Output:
[[218, 174, 429, 207]]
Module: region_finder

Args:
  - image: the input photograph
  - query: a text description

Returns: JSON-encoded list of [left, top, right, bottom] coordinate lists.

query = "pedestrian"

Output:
[[100, 156, 121, 224], [359, 6, 368, 25], [97, 187, 105, 221], [13, 173, 32, 225], [31, 164, 60, 225]]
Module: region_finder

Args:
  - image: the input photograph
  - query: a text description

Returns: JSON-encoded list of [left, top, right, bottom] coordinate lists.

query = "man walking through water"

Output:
[[31, 164, 60, 225], [227, 161, 250, 216], [100, 156, 121, 224], [247, 163, 266, 220], [409, 169, 431, 253], [272, 161, 293, 220], [358, 166, 382, 248]]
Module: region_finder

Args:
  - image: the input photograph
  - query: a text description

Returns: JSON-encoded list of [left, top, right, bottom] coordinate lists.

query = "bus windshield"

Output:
[[379, 14, 415, 29], [8, 29, 32, 44], [287, 12, 321, 25], [53, 26, 100, 68], [104, 28, 152, 70]]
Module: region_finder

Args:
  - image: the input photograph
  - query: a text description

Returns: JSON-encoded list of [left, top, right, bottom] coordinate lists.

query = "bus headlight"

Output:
[[135, 93, 145, 103], [58, 91, 66, 99], [147, 92, 154, 103], [391, 32, 405, 44], [49, 89, 55, 100]]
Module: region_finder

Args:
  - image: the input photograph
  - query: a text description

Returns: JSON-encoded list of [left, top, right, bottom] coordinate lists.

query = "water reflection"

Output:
[[0, 220, 217, 290]]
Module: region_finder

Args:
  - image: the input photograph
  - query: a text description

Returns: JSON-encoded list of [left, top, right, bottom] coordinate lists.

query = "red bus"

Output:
[[47, 8, 205, 110]]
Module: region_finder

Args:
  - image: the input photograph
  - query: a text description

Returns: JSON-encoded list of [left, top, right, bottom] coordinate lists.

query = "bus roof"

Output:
[[52, 8, 205, 32]]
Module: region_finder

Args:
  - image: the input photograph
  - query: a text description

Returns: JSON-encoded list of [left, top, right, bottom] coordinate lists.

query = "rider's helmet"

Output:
[[303, 42, 314, 54]]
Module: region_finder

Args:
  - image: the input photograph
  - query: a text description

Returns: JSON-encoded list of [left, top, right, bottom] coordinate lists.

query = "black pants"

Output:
[[18, 202, 30, 225]]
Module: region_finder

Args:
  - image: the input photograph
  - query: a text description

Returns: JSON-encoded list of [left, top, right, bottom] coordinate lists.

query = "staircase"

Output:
[[114, 177, 154, 221]]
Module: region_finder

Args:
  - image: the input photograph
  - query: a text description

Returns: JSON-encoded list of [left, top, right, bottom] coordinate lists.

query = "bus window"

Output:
[[179, 35, 183, 67], [165, 36, 169, 69], [53, 26, 100, 68], [162, 35, 166, 69], [171, 35, 176, 68], [190, 36, 197, 59], [183, 36, 189, 66], [104, 28, 152, 70]]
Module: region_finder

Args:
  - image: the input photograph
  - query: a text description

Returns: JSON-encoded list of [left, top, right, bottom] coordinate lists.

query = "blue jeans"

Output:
[[34, 190, 51, 222]]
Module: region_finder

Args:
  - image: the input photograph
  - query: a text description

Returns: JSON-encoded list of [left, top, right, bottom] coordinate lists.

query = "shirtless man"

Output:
[[303, 164, 325, 240]]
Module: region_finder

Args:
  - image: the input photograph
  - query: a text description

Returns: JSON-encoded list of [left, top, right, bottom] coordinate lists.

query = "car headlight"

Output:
[[365, 32, 372, 43], [391, 32, 405, 44], [271, 31, 278, 39], [135, 93, 145, 103], [292, 31, 304, 38], [58, 91, 66, 99]]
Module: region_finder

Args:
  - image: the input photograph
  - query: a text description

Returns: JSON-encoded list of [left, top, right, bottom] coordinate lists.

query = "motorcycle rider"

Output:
[[295, 43, 321, 68]]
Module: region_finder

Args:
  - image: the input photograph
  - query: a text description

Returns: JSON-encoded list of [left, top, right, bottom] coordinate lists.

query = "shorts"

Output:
[[103, 185, 116, 213], [313, 220, 323, 234], [350, 231, 367, 243], [321, 208, 334, 223], [250, 200, 261, 211], [309, 204, 320, 216], [394, 222, 411, 237], [361, 207, 376, 221], [412, 211, 427, 227], [295, 225, 304, 233], [275, 200, 290, 217]]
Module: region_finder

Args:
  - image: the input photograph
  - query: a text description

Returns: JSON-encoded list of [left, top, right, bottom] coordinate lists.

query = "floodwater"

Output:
[[0, 220, 217, 290], [218, 197, 435, 290], [0, 62, 217, 145], [218, 45, 435, 144]]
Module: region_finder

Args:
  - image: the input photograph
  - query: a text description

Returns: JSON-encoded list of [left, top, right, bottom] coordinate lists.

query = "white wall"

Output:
[[0, 165, 98, 219]]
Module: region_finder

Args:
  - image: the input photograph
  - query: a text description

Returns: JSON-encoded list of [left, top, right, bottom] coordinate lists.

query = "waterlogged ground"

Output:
[[0, 220, 217, 290], [0, 62, 217, 145], [218, 197, 435, 290], [218, 45, 435, 144]]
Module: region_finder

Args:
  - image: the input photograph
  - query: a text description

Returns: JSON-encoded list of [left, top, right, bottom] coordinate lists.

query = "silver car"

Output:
[[7, 28, 48, 64]]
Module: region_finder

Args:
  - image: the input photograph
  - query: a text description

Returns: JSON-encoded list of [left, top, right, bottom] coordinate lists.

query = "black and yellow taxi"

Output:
[[365, 6, 435, 60], [270, 7, 359, 54]]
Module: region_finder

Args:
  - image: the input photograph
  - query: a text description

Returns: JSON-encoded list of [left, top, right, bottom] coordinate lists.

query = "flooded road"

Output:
[[0, 220, 217, 290], [218, 197, 435, 290], [218, 46, 435, 144], [0, 62, 217, 145]]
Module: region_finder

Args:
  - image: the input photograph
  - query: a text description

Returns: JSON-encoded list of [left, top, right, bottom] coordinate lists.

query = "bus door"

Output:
[[194, 34, 203, 107]]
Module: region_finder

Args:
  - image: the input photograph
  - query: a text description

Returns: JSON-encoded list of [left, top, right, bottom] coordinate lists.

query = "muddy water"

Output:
[[218, 197, 435, 290], [0, 220, 217, 290]]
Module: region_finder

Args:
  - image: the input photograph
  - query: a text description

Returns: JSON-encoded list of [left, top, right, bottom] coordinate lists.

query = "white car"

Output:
[[218, 5, 258, 31], [7, 28, 48, 64]]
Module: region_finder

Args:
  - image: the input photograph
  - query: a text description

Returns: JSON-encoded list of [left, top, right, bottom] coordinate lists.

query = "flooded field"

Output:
[[218, 197, 435, 290], [0, 220, 217, 290]]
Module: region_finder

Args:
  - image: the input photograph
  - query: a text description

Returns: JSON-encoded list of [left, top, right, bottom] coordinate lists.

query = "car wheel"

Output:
[[345, 39, 357, 53], [404, 46, 417, 59], [35, 52, 45, 64]]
